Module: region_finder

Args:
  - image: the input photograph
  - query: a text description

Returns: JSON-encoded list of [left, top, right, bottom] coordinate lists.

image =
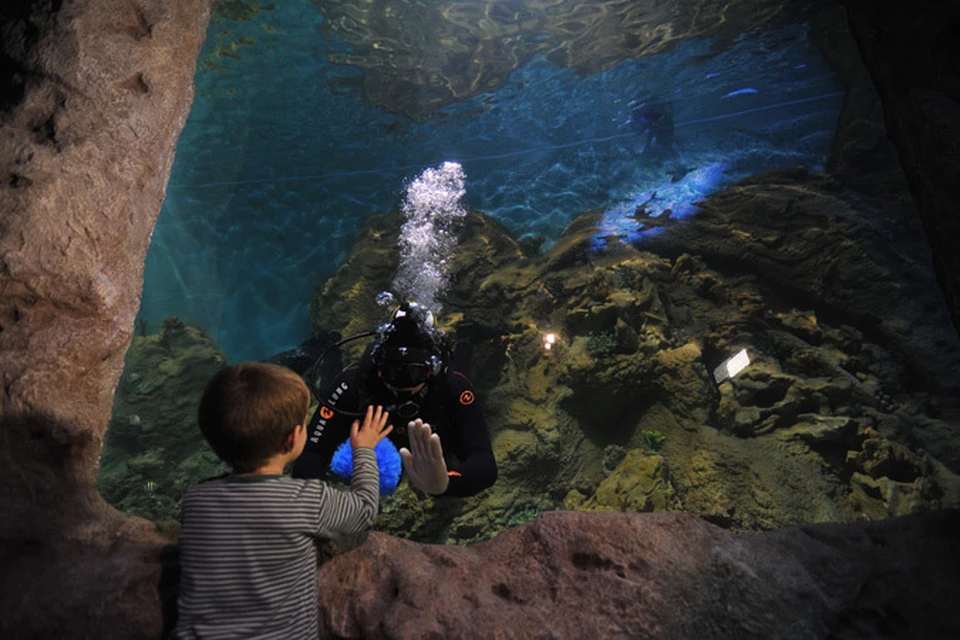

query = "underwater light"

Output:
[[542, 332, 558, 351], [713, 348, 750, 384]]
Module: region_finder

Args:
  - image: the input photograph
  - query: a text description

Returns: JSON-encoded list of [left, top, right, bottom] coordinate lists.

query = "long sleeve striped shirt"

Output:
[[173, 447, 379, 639]]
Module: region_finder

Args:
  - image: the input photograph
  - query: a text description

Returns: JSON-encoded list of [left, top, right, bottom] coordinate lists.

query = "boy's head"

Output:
[[198, 362, 310, 473]]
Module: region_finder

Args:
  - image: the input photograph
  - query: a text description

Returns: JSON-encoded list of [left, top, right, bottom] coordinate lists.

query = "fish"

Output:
[[722, 88, 759, 98]]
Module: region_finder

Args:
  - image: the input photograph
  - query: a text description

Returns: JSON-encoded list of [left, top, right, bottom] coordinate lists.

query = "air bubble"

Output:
[[392, 162, 467, 315]]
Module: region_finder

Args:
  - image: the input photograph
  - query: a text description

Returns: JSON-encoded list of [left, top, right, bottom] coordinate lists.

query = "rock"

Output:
[[0, 1, 214, 637], [850, 472, 930, 520], [0, 0, 216, 482], [578, 450, 679, 513], [653, 342, 713, 423], [810, 5, 910, 199], [97, 320, 227, 523], [641, 169, 960, 395], [732, 406, 763, 435], [776, 415, 858, 445], [838, 0, 960, 337], [317, 510, 960, 640]]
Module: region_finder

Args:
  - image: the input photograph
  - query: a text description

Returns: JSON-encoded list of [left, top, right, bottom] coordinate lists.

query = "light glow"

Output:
[[713, 348, 750, 383], [543, 332, 558, 351]]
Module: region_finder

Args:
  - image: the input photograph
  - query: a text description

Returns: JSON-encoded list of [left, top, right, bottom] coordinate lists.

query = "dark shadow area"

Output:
[[160, 543, 180, 638], [0, 413, 169, 638]]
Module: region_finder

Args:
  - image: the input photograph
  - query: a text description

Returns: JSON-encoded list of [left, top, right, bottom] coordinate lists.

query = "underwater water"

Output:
[[142, 0, 842, 362], [101, 0, 960, 539]]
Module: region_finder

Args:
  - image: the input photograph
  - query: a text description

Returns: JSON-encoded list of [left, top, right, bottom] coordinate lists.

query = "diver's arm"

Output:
[[441, 372, 498, 498], [291, 367, 360, 478]]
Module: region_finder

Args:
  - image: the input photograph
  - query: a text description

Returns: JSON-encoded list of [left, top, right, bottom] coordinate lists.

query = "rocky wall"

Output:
[[0, 1, 214, 637], [838, 0, 960, 337]]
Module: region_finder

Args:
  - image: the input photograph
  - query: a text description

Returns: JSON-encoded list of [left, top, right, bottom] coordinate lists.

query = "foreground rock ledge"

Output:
[[318, 510, 958, 640], [1, 507, 957, 639]]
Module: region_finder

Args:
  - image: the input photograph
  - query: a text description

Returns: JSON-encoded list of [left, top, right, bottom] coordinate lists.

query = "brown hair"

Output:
[[197, 362, 310, 473]]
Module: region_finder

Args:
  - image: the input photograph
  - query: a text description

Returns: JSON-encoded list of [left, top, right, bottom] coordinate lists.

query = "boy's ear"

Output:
[[282, 424, 304, 453]]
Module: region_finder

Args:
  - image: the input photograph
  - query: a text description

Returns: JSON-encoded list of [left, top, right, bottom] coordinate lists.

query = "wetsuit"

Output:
[[631, 101, 675, 161], [291, 358, 497, 498]]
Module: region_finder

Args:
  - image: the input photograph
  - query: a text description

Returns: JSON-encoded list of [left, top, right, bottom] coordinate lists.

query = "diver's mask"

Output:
[[379, 358, 432, 388], [378, 342, 442, 386]]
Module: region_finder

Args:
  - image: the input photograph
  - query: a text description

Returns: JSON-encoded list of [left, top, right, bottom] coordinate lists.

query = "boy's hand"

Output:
[[350, 405, 392, 450], [399, 419, 449, 495]]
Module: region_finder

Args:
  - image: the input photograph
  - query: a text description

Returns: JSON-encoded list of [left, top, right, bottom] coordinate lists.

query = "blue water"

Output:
[[141, 0, 843, 362]]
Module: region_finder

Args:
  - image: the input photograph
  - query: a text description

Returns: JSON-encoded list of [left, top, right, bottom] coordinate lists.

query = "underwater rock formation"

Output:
[[97, 318, 227, 523], [809, 5, 908, 200], [308, 163, 960, 544]]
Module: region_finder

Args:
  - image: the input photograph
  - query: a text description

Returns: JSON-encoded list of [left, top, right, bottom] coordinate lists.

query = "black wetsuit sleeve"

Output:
[[442, 372, 498, 498], [291, 367, 362, 479]]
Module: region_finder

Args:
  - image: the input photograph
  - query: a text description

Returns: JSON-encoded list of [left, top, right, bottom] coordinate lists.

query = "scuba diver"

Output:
[[286, 301, 497, 498], [631, 100, 676, 162]]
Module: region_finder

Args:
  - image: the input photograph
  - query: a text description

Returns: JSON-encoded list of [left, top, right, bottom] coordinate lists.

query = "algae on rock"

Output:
[[97, 318, 228, 523], [296, 170, 960, 543]]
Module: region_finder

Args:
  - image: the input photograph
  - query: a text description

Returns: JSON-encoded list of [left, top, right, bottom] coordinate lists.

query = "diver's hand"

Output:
[[399, 419, 449, 495]]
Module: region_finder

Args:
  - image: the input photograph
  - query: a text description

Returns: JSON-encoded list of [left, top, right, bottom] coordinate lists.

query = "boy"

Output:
[[174, 362, 391, 639]]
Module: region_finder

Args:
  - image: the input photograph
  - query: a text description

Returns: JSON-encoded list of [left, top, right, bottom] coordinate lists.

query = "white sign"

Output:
[[714, 348, 750, 383]]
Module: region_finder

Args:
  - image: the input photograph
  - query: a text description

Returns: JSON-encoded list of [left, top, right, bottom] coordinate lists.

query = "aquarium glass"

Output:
[[98, 0, 960, 540]]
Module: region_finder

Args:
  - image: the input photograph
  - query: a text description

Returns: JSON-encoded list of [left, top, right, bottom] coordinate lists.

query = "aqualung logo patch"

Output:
[[459, 390, 475, 406], [311, 382, 351, 443]]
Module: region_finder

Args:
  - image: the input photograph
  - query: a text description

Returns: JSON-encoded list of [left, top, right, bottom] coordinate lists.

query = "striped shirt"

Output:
[[173, 448, 379, 640]]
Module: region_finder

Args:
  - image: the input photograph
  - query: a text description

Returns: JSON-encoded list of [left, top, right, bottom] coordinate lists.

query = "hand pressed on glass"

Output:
[[399, 418, 449, 495], [350, 405, 393, 450]]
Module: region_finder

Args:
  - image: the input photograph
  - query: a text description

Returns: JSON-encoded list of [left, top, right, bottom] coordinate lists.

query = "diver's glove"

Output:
[[330, 437, 402, 495], [399, 419, 450, 495]]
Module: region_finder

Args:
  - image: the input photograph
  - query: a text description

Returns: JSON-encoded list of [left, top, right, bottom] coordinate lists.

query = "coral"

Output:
[[213, 0, 274, 25], [505, 504, 542, 528], [585, 331, 616, 358], [96, 319, 227, 522], [640, 430, 666, 453], [576, 450, 679, 513]]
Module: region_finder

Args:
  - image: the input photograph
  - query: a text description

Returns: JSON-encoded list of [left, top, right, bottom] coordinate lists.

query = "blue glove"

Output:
[[329, 437, 402, 495]]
